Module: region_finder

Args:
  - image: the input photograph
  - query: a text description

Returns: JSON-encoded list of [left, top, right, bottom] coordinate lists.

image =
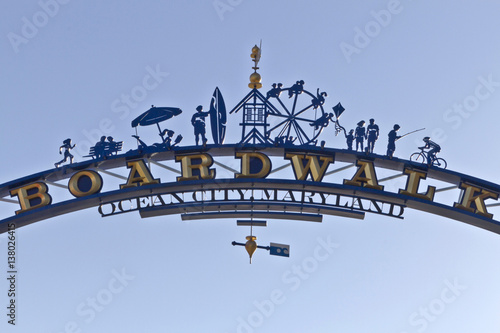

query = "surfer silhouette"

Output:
[[55, 138, 76, 168], [191, 105, 210, 145]]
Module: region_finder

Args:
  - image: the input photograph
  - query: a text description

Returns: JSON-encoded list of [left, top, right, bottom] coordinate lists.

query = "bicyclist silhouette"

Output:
[[419, 137, 441, 165]]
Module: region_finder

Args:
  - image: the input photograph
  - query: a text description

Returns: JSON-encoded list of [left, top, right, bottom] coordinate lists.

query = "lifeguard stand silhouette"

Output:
[[230, 88, 279, 144], [230, 44, 278, 145]]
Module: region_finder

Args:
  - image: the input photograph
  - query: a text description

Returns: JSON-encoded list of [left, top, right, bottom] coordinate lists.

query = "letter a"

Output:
[[120, 160, 160, 189], [343, 160, 383, 190]]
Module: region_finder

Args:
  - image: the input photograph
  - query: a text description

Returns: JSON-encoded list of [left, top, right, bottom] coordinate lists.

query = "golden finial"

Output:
[[248, 41, 262, 89]]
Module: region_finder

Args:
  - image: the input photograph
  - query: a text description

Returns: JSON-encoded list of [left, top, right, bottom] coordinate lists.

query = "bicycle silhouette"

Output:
[[410, 148, 447, 169]]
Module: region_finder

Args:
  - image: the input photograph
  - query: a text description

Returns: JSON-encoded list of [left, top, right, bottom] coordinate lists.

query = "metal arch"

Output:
[[1, 145, 500, 235]]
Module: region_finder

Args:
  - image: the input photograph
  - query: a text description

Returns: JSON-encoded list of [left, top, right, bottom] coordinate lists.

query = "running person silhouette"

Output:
[[55, 138, 76, 167]]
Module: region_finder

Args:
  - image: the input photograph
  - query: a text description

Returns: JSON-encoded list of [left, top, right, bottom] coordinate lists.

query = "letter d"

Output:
[[21, 16, 38, 38], [353, 26, 371, 48], [236, 316, 253, 333]]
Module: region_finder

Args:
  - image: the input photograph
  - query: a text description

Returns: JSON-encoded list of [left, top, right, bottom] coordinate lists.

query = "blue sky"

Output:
[[2, 1, 500, 332]]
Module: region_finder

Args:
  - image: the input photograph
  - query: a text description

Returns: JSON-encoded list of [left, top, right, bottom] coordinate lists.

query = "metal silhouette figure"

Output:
[[355, 120, 366, 152], [288, 80, 304, 98], [266, 83, 283, 99], [159, 129, 182, 149], [366, 118, 379, 153], [94, 136, 107, 159], [132, 135, 148, 151], [309, 112, 333, 130], [132, 129, 182, 151], [419, 136, 441, 165], [345, 129, 354, 151], [311, 88, 327, 110], [106, 136, 118, 154], [191, 105, 210, 145], [386, 124, 401, 158], [55, 138, 76, 168]]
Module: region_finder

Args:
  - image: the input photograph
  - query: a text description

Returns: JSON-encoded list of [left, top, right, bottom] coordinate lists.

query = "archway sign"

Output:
[[1, 45, 500, 239]]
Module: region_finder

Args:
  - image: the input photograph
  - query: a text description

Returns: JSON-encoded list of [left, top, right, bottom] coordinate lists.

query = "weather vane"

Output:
[[248, 41, 262, 89]]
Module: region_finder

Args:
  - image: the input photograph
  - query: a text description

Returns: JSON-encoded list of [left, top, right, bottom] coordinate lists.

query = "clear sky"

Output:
[[2, 1, 500, 332]]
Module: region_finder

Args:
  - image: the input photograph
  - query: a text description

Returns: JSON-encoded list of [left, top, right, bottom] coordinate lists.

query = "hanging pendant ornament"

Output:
[[245, 235, 257, 264]]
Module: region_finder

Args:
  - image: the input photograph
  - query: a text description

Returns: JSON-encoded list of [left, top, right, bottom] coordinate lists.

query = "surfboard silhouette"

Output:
[[209, 87, 227, 145]]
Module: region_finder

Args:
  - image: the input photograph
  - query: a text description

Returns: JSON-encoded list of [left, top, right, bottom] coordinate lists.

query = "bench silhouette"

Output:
[[84, 141, 123, 159]]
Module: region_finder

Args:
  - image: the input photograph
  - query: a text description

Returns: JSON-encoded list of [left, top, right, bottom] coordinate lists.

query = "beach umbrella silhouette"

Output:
[[131, 106, 182, 139]]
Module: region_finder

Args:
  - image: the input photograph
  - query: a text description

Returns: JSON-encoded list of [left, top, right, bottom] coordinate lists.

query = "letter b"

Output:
[[39, 0, 60, 17], [370, 9, 391, 27], [253, 299, 274, 318]]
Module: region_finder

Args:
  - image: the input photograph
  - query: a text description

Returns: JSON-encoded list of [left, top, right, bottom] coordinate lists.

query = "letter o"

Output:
[[68, 170, 103, 197], [96, 289, 113, 305], [33, 11, 49, 27], [302, 257, 318, 273], [463, 95, 479, 112], [429, 299, 445, 315], [247, 311, 264, 328]]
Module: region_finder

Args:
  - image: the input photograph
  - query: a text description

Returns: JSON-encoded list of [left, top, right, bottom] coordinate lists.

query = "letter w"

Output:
[[285, 153, 333, 181]]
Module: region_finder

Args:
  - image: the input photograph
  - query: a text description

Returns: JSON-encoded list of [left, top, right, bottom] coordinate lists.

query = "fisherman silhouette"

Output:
[[386, 124, 401, 158], [55, 138, 76, 168], [419, 136, 441, 165], [366, 118, 379, 153], [311, 88, 327, 110], [288, 80, 304, 98], [355, 120, 366, 152], [346, 129, 354, 151], [191, 105, 210, 146]]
